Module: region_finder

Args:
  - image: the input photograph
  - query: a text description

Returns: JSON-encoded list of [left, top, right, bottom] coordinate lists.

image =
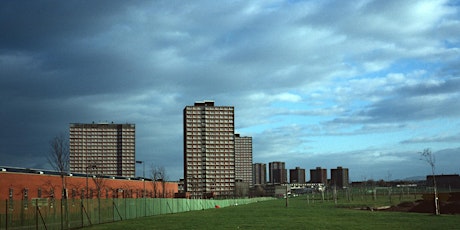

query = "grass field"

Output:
[[84, 196, 460, 230]]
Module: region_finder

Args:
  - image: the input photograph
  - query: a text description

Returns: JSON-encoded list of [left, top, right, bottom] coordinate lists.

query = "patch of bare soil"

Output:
[[386, 200, 460, 214], [381, 192, 460, 214]]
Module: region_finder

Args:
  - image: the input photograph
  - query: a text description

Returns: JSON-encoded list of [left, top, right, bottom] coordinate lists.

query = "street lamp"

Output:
[[136, 160, 146, 216]]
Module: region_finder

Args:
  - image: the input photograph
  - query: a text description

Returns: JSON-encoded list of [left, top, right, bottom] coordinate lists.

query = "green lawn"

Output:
[[84, 196, 460, 230]]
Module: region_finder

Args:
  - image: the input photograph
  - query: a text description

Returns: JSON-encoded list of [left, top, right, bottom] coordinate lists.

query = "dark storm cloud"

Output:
[[1, 1, 143, 99], [0, 0, 134, 51]]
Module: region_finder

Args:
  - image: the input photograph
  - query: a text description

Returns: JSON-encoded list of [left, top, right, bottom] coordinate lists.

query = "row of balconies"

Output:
[[69, 131, 135, 138], [69, 135, 134, 139], [70, 160, 135, 164], [187, 139, 234, 144], [70, 156, 135, 161], [70, 145, 135, 148], [186, 128, 234, 133], [70, 128, 135, 131], [184, 114, 233, 118], [186, 165, 235, 169], [186, 144, 234, 149], [186, 138, 233, 143], [70, 158, 134, 162], [185, 159, 234, 164], [186, 165, 235, 170], [191, 150, 234, 154], [70, 149, 134, 152], [70, 148, 135, 151], [70, 161, 134, 165], [70, 145, 134, 149], [69, 139, 134, 143], [186, 144, 235, 148], [185, 131, 233, 135], [186, 106, 233, 111], [70, 151, 135, 155], [69, 131, 134, 134], [70, 136, 135, 143], [186, 157, 235, 162], [194, 121, 234, 125], [187, 152, 234, 157], [235, 159, 253, 163], [70, 162, 135, 167], [188, 139, 234, 144], [186, 107, 233, 111], [186, 181, 235, 186], [186, 182, 235, 188]]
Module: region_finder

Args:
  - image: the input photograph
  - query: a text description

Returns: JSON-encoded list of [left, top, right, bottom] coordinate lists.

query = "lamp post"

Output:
[[136, 160, 146, 216]]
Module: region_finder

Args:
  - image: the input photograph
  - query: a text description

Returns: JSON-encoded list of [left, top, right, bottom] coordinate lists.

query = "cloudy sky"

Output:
[[1, 0, 459, 181]]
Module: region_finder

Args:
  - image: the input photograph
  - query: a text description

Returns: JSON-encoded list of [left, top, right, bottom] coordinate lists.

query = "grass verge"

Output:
[[84, 196, 460, 230]]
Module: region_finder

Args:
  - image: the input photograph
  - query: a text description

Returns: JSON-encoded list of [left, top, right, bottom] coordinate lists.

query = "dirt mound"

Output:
[[439, 201, 460, 214], [385, 201, 417, 212], [387, 200, 460, 214], [357, 192, 460, 214]]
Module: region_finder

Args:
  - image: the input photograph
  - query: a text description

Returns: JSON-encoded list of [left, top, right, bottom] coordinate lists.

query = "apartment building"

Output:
[[253, 163, 267, 185], [310, 167, 327, 184], [235, 134, 253, 185], [290, 166, 306, 184], [183, 101, 235, 198], [69, 123, 135, 177], [269, 161, 287, 184], [331, 166, 349, 189]]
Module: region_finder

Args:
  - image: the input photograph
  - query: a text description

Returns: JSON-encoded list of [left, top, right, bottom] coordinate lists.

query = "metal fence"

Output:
[[0, 197, 273, 230]]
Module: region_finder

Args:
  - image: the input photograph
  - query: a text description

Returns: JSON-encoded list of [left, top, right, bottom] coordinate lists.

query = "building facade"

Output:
[[290, 166, 306, 184], [310, 167, 327, 184], [69, 123, 136, 177], [183, 101, 235, 198], [269, 161, 287, 184], [253, 163, 267, 185], [330, 166, 349, 189], [0, 167, 177, 201], [235, 134, 253, 186]]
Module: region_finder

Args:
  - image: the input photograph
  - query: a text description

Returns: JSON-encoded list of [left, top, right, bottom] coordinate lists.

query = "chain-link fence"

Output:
[[0, 197, 273, 230]]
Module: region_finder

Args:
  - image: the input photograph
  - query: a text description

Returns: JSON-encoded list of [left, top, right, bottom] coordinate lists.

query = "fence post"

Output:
[[81, 199, 83, 227], [60, 199, 63, 230], [35, 199, 38, 230], [5, 199, 8, 230]]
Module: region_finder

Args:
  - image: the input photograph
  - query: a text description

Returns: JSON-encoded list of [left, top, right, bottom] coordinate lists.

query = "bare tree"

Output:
[[48, 133, 70, 196], [48, 133, 69, 173], [90, 166, 107, 198], [420, 148, 440, 215], [89, 166, 107, 223], [150, 165, 168, 198], [48, 133, 71, 229]]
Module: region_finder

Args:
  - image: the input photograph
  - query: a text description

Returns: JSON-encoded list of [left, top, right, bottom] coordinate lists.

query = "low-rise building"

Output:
[[0, 166, 178, 200]]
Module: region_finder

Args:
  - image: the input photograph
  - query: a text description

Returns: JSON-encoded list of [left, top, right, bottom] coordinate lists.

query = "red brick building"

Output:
[[0, 167, 178, 200]]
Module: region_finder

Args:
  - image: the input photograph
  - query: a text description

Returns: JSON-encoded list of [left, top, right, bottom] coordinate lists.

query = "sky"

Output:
[[1, 0, 459, 182]]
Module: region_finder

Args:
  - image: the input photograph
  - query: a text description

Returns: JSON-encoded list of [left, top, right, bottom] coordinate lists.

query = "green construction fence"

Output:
[[0, 197, 274, 229]]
